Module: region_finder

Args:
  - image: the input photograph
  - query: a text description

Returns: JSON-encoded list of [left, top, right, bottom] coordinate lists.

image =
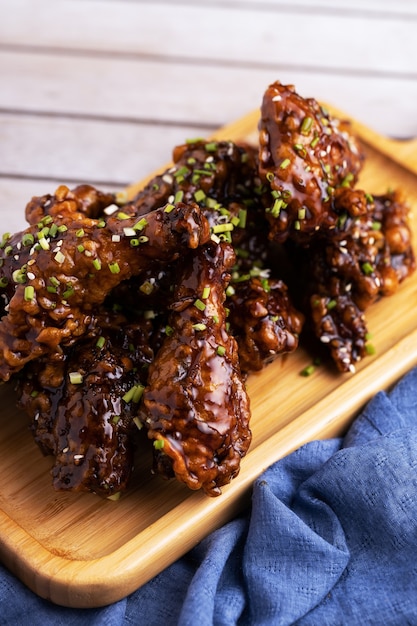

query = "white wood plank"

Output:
[[157, 0, 417, 16], [0, 114, 213, 185], [0, 0, 416, 76], [1, 50, 416, 138]]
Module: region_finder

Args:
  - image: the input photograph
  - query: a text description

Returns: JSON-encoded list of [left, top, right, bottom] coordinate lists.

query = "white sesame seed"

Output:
[[104, 204, 119, 215], [162, 174, 173, 185]]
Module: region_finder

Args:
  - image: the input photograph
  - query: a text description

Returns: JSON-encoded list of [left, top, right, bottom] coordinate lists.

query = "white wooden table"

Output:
[[1, 0, 416, 235]]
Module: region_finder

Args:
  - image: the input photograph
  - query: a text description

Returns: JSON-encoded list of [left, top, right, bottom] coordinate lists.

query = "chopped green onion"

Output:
[[38, 237, 50, 250], [153, 439, 165, 450], [54, 250, 65, 265], [365, 343, 376, 356], [108, 262, 121, 274], [300, 116, 313, 135], [205, 142, 217, 152], [194, 189, 206, 203], [300, 364, 315, 377], [96, 336, 106, 349], [192, 323, 207, 331], [194, 298, 206, 311], [174, 166, 190, 179], [212, 222, 234, 234], [271, 198, 283, 218], [164, 203, 175, 214], [133, 217, 148, 231], [216, 345, 226, 357], [24, 285, 35, 301], [362, 262, 374, 276], [22, 233, 35, 247], [140, 280, 154, 295], [12, 269, 27, 284], [62, 286, 74, 299], [92, 258, 102, 270], [238, 208, 247, 228], [202, 286, 211, 299], [69, 371, 83, 385]]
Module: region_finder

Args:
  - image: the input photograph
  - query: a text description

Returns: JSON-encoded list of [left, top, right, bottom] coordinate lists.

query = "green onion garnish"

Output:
[[194, 299, 206, 311], [69, 371, 83, 385], [300, 116, 313, 135], [108, 262, 121, 274], [24, 285, 35, 301]]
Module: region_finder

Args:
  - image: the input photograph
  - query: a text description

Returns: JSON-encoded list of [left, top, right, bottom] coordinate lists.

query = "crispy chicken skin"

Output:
[[0, 185, 210, 381], [140, 241, 252, 496], [258, 81, 365, 243], [303, 190, 415, 371], [17, 312, 154, 496], [227, 276, 304, 373], [131, 139, 263, 229]]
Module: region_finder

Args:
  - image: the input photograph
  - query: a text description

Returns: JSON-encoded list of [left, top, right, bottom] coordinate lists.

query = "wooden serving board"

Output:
[[1, 109, 417, 608]]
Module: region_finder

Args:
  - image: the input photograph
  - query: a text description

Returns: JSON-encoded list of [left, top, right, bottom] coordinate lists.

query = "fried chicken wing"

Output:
[[258, 81, 365, 243], [17, 311, 154, 496], [140, 241, 252, 496], [0, 186, 210, 380], [302, 190, 415, 371]]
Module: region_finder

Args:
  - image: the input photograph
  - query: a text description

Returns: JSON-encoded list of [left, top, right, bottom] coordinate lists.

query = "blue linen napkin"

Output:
[[2, 367, 417, 625]]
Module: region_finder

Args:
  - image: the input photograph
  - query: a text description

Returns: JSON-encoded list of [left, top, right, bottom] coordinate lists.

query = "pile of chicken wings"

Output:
[[0, 82, 414, 497]]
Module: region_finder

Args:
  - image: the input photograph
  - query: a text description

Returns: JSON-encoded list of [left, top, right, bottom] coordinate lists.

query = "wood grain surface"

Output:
[[0, 109, 417, 608]]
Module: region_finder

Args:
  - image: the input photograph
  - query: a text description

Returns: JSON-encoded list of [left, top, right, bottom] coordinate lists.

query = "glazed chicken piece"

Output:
[[25, 183, 118, 225], [303, 190, 415, 371], [227, 275, 304, 373], [0, 185, 210, 381], [140, 241, 252, 496], [17, 311, 154, 497], [258, 81, 365, 243], [133, 139, 260, 227]]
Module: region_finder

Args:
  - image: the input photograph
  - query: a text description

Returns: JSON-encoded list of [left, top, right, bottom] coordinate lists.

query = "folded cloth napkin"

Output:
[[2, 367, 417, 625]]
